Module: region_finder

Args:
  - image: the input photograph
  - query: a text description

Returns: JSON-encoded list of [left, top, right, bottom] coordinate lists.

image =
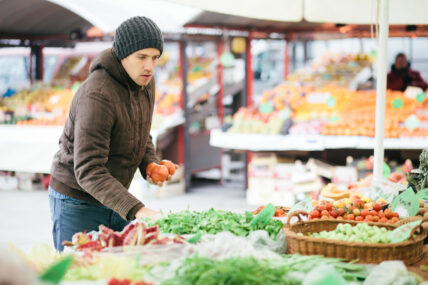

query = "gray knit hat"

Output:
[[113, 16, 163, 60]]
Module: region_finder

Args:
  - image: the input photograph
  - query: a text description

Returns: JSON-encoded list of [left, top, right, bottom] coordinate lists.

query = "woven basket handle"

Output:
[[286, 210, 308, 227], [395, 216, 422, 226], [410, 224, 423, 238]]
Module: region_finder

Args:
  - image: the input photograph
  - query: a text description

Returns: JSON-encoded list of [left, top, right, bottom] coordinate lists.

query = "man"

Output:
[[387, 53, 428, 91], [49, 16, 172, 251]]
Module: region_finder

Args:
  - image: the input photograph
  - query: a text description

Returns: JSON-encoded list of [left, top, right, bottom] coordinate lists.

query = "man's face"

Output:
[[395, 55, 408, 70], [121, 48, 160, 86]]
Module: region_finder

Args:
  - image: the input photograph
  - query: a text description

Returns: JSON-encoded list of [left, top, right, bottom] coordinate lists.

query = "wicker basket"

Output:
[[283, 211, 426, 265]]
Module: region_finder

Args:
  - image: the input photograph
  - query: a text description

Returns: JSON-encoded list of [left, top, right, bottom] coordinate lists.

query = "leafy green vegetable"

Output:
[[250, 203, 275, 226], [187, 232, 202, 244], [152, 209, 283, 240], [162, 256, 294, 285], [39, 255, 74, 284], [161, 255, 367, 285]]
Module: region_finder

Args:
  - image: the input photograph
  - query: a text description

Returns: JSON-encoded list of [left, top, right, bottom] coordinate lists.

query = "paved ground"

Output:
[[0, 181, 252, 251]]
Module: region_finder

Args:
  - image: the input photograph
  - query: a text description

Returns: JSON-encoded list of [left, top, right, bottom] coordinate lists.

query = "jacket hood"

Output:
[[90, 48, 140, 90]]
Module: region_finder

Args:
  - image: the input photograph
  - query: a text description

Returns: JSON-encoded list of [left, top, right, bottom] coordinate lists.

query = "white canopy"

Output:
[[167, 0, 428, 25], [48, 0, 201, 34]]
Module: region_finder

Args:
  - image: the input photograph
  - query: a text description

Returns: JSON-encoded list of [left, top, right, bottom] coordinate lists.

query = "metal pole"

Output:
[[373, 0, 390, 181], [180, 40, 191, 192], [284, 40, 289, 81]]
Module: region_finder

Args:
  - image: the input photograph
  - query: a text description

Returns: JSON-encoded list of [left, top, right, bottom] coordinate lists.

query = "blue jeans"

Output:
[[49, 186, 129, 251]]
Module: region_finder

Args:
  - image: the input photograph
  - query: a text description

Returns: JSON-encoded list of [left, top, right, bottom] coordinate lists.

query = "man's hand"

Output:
[[147, 175, 164, 187], [135, 207, 162, 221], [146, 161, 179, 185]]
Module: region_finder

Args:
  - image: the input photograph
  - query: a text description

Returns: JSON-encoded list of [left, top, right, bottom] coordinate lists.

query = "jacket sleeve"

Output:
[[139, 134, 159, 179], [410, 71, 428, 90], [74, 93, 144, 220], [139, 79, 160, 179]]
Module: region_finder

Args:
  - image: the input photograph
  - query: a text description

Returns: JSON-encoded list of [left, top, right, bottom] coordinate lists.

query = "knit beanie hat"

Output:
[[113, 16, 163, 61]]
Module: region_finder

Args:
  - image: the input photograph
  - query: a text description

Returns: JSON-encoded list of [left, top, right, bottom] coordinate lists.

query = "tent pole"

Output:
[[373, 0, 390, 181]]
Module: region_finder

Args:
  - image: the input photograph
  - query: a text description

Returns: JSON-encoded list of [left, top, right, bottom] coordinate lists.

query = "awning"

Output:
[[0, 0, 92, 39], [0, 0, 201, 40]]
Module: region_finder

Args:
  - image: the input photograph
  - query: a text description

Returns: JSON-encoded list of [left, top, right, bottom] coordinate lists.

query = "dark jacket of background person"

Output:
[[387, 53, 428, 91]]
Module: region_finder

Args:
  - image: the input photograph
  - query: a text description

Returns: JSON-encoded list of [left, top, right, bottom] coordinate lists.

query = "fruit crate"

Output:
[[283, 211, 427, 265]]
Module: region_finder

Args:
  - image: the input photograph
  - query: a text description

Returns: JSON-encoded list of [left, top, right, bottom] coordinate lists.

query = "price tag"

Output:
[[392, 98, 403, 109], [391, 188, 420, 218], [278, 108, 291, 120], [416, 92, 426, 103], [306, 92, 331, 104], [220, 52, 235, 67], [250, 203, 275, 226], [325, 96, 337, 108], [329, 115, 340, 123], [71, 82, 80, 93], [289, 197, 313, 214], [416, 188, 428, 203], [405, 115, 420, 131], [388, 220, 422, 243], [259, 102, 274, 114], [383, 162, 391, 179]]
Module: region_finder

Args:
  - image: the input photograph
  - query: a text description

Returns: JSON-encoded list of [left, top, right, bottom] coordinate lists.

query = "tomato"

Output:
[[372, 203, 382, 212], [325, 203, 333, 211], [379, 217, 388, 223], [384, 209, 394, 219], [391, 217, 399, 223], [361, 209, 370, 218], [355, 216, 364, 222], [310, 210, 321, 219], [275, 208, 285, 217], [321, 210, 329, 216], [372, 216, 379, 222], [256, 205, 265, 213], [347, 214, 355, 220]]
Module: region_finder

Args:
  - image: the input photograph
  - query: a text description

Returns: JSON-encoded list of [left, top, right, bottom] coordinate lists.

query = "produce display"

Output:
[[63, 222, 187, 252], [226, 84, 427, 138], [108, 278, 153, 285], [162, 255, 367, 285], [0, 85, 74, 125], [308, 223, 392, 244], [309, 194, 400, 224], [152, 209, 283, 239], [253, 205, 289, 217], [287, 52, 374, 88], [224, 51, 427, 138]]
